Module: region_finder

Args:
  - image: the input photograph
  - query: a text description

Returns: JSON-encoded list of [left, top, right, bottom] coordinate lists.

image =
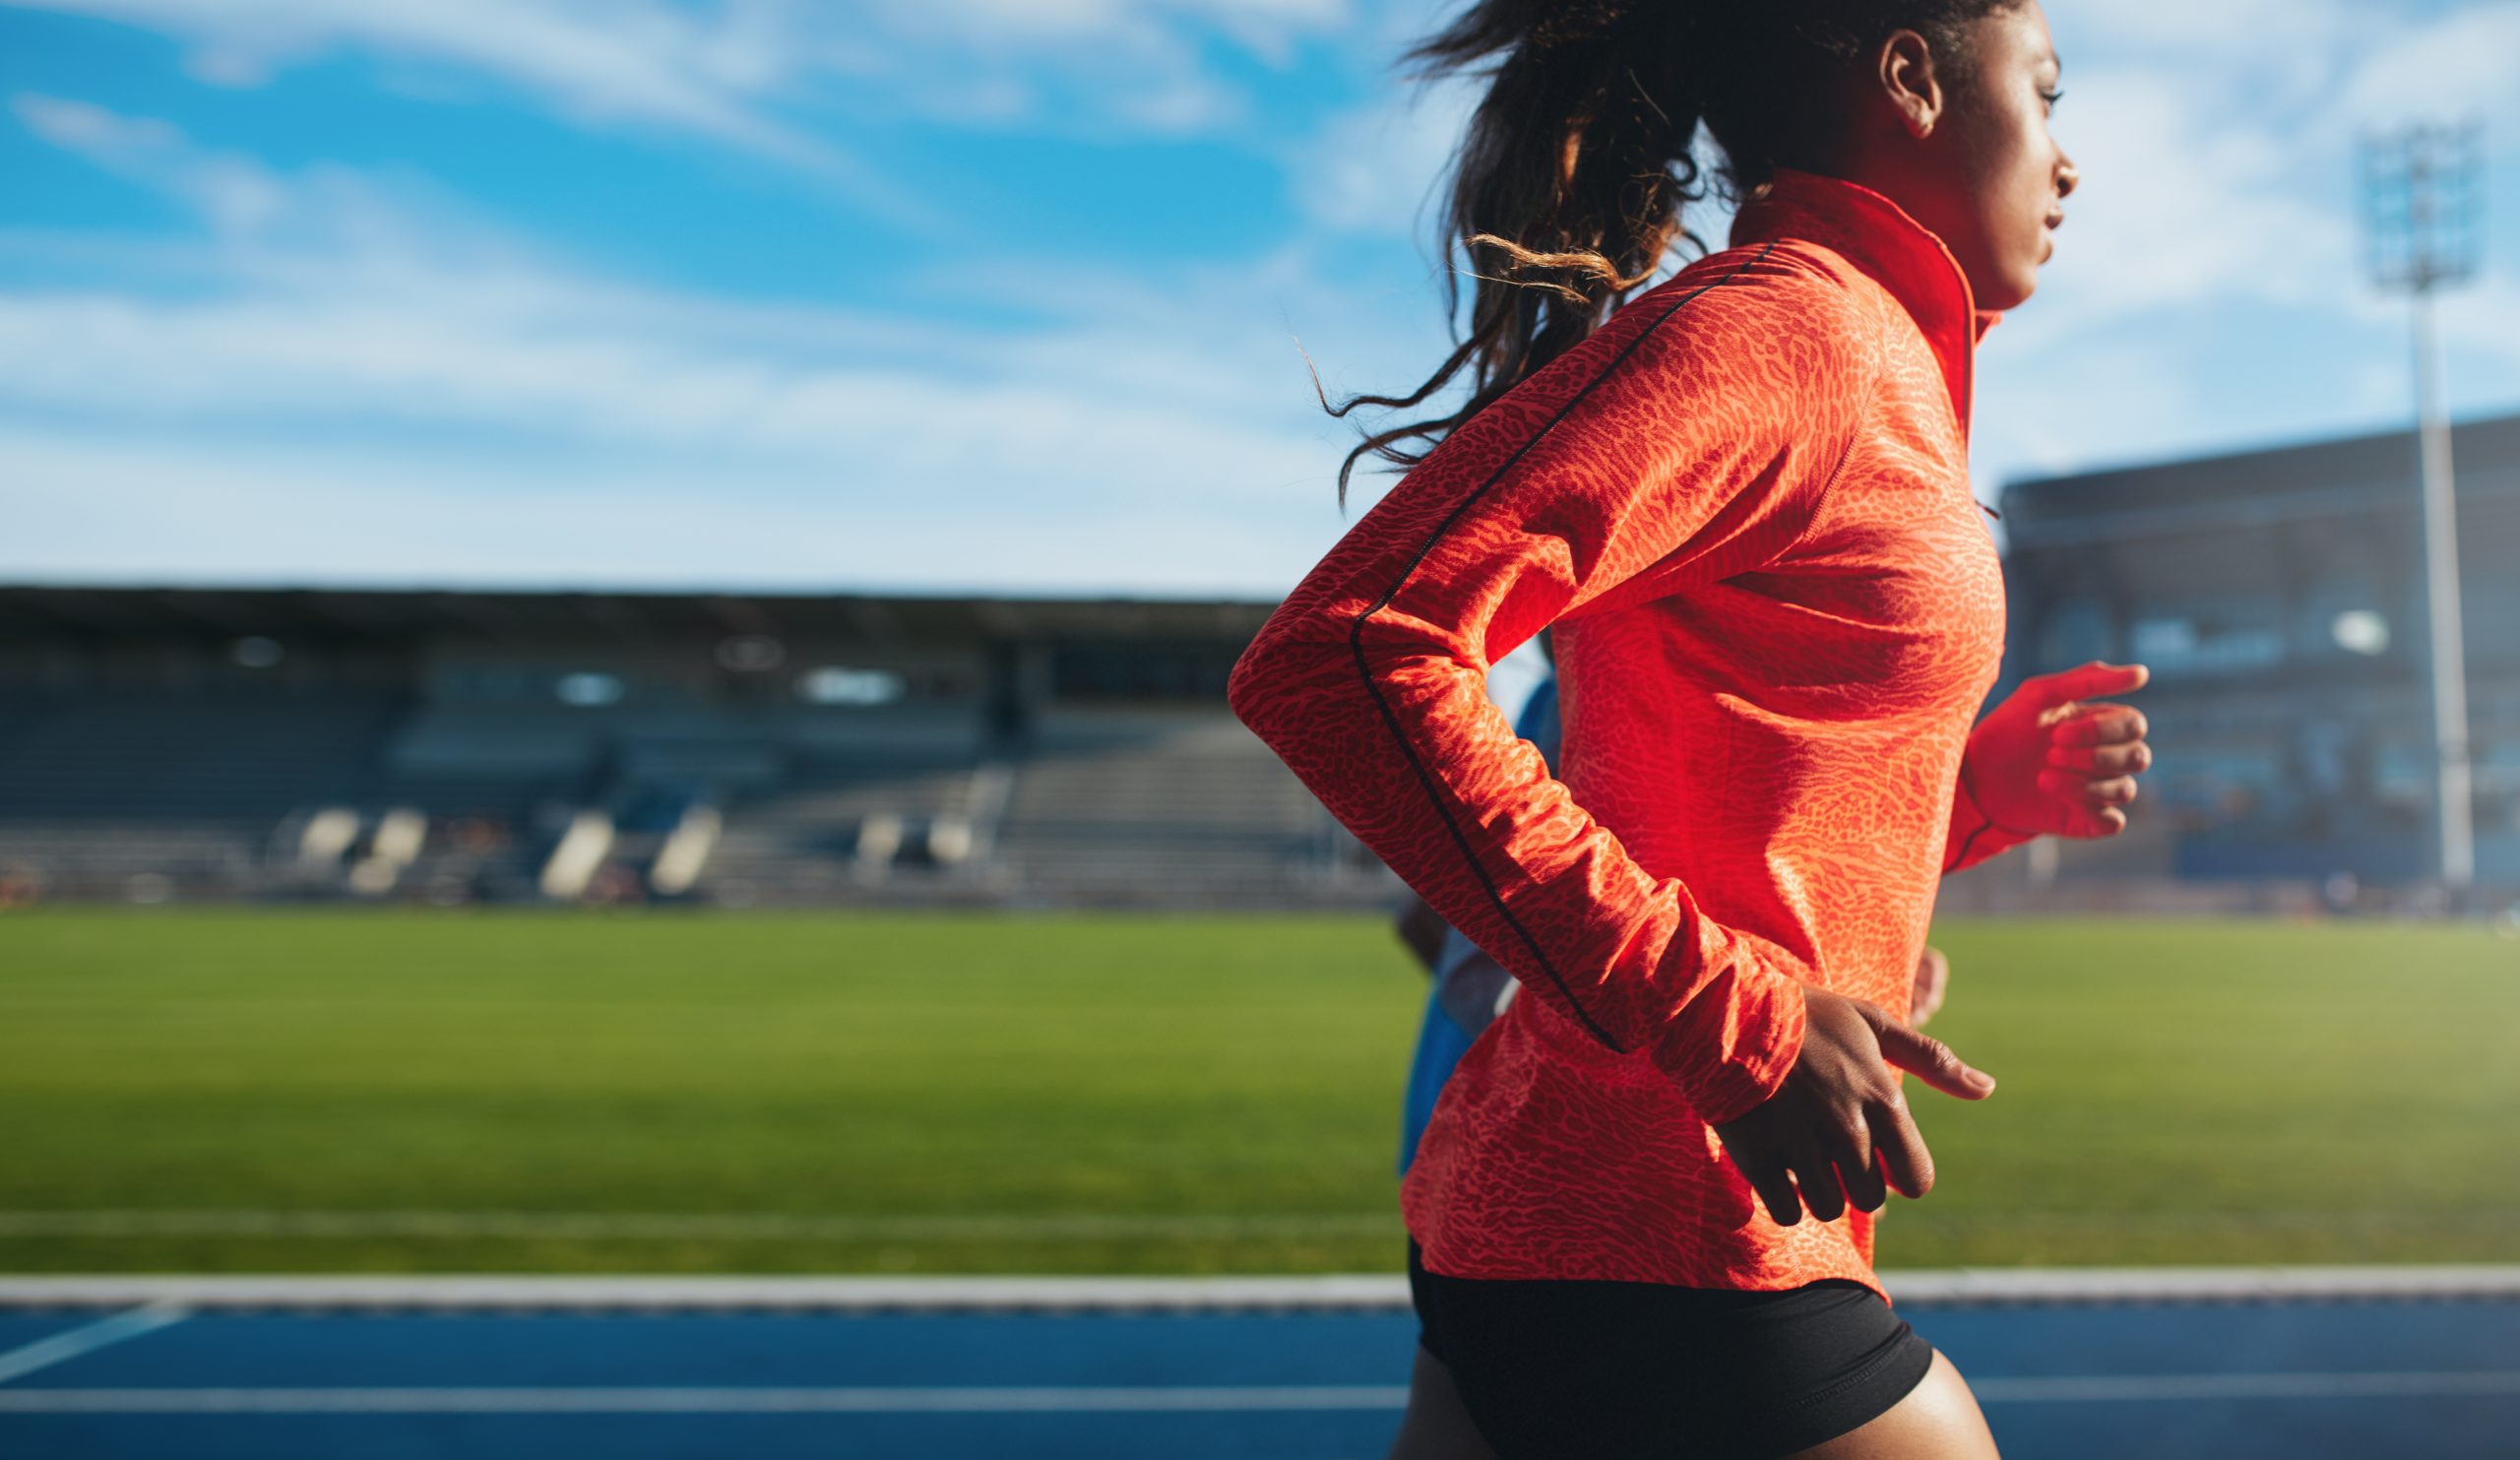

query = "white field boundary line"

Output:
[[0, 1211, 1399, 1242], [2, 1373, 2518, 1413], [2, 1267, 2518, 1313], [3, 1209, 2508, 1242], [0, 1303, 187, 1383]]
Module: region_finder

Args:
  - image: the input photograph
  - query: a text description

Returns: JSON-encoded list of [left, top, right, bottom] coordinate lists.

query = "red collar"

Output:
[[1728, 167, 1997, 440]]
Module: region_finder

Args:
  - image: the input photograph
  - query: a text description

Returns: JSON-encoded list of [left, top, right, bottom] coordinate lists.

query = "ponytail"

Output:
[[1324, 0, 2018, 508], [1323, 0, 1700, 508]]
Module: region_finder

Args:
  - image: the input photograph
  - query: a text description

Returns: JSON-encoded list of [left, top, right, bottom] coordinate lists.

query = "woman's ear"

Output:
[[1875, 29, 1945, 139]]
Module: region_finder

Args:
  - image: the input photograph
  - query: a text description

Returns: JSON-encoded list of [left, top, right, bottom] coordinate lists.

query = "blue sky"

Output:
[[1, 0, 2516, 597]]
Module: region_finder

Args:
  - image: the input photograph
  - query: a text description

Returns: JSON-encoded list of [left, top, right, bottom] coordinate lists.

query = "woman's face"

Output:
[[1913, 1, 2077, 311]]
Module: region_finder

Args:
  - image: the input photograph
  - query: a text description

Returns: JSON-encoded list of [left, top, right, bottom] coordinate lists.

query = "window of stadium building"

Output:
[[2038, 598, 2115, 666], [716, 635, 787, 673], [228, 636, 284, 669], [1050, 644, 1236, 700], [554, 671, 627, 707], [2129, 616, 2286, 678], [2329, 609, 2390, 657], [794, 667, 906, 706]]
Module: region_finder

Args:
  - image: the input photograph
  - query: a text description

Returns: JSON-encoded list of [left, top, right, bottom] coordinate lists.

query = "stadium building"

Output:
[[2, 412, 2513, 911], [1958, 411, 2520, 911]]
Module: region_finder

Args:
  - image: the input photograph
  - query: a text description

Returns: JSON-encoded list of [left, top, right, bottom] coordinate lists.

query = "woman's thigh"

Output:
[[1788, 1349, 1999, 1460], [1386, 1346, 1500, 1460]]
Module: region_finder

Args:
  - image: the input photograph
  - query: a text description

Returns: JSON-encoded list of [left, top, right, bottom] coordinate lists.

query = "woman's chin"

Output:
[[1975, 276, 2036, 313]]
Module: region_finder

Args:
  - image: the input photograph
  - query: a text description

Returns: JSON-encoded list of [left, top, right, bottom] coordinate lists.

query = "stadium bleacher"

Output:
[[0, 697, 403, 899], [991, 708, 1335, 903], [0, 588, 1384, 908], [1, 413, 2513, 912]]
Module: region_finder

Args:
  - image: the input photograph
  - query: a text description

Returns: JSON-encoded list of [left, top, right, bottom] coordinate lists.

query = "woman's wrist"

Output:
[[1958, 747, 2042, 839]]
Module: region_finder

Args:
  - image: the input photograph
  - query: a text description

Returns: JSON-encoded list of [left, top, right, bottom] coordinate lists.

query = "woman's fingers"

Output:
[[1724, 1106, 1909, 1223], [1870, 1015, 1996, 1101], [2046, 739, 2151, 775], [1732, 1140, 1804, 1227], [2049, 703, 2148, 747], [1830, 1118, 1887, 1213], [1715, 989, 1984, 1228], [1865, 1095, 1935, 1200], [2064, 804, 2130, 838], [2038, 767, 2138, 806], [1784, 1131, 1845, 1223], [2021, 662, 2148, 709]]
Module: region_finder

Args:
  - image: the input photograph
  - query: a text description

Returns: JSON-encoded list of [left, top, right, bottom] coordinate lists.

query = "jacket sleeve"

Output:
[[1941, 749, 2039, 876], [1228, 249, 1871, 1126]]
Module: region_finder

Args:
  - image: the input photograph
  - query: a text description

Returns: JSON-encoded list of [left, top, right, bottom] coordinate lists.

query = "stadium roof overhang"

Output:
[[0, 587, 1285, 647], [1996, 412, 2520, 553]]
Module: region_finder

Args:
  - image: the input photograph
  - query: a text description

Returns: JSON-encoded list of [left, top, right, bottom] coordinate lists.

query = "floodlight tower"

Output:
[[2361, 121, 2483, 903]]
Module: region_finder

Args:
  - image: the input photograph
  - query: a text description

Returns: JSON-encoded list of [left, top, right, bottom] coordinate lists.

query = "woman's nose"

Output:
[[2056, 159, 2080, 199]]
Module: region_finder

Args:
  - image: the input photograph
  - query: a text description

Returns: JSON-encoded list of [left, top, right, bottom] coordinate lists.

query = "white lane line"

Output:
[[0, 1381, 2509, 1412], [1976, 1371, 2520, 1403], [0, 1374, 2515, 1414], [0, 1303, 188, 1384], [10, 1266, 2520, 1313], [0, 1385, 1414, 1413]]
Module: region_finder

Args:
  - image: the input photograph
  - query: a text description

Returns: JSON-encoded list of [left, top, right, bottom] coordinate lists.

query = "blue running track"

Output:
[[1, 1279, 2514, 1459]]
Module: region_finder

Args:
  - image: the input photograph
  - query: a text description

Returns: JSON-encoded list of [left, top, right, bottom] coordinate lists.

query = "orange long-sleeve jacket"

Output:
[[1228, 168, 2036, 1299]]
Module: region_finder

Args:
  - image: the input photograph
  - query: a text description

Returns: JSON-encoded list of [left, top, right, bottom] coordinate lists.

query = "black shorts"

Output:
[[1407, 1240, 1936, 1459]]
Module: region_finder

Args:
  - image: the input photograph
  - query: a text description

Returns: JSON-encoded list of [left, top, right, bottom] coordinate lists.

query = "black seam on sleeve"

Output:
[[1946, 755, 2034, 873], [1346, 241, 1779, 1055], [1944, 818, 1994, 875]]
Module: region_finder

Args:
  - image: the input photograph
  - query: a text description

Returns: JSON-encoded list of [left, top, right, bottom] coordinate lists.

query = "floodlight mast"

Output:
[[2361, 121, 2482, 903]]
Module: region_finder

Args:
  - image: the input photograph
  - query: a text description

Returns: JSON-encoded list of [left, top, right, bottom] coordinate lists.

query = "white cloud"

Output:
[[1967, 0, 2520, 497], [0, 95, 1398, 593], [10, 5, 2518, 598], [0, 426, 1346, 596], [1292, 74, 1475, 238], [10, 0, 968, 228], [22, 0, 801, 143], [862, 0, 1348, 59], [2343, 3, 2520, 129], [2002, 68, 2353, 343], [4, 0, 1360, 153]]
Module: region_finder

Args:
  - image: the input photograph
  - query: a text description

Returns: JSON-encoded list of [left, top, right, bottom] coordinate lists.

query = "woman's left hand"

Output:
[[1963, 661, 2152, 839]]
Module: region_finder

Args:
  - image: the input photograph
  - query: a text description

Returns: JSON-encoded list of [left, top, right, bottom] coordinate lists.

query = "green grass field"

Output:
[[1, 909, 2513, 1275]]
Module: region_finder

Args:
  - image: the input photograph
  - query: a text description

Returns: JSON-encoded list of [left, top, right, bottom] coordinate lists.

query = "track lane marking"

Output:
[[0, 1385, 1413, 1412], [0, 1303, 187, 1385], [1974, 1371, 2520, 1403], [8, 1266, 2520, 1312], [1, 1373, 2516, 1413]]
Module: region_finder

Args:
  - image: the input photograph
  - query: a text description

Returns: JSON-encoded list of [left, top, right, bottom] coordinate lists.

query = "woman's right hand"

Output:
[[1711, 985, 1995, 1225]]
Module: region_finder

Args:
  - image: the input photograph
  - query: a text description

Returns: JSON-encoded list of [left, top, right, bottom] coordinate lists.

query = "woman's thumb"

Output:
[[1870, 1013, 1996, 1099]]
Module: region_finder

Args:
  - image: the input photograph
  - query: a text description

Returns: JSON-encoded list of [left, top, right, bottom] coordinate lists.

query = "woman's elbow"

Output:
[[1225, 642, 1276, 735], [1227, 628, 1324, 741]]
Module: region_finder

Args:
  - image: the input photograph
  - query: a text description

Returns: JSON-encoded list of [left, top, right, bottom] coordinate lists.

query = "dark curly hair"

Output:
[[1323, 0, 2022, 507]]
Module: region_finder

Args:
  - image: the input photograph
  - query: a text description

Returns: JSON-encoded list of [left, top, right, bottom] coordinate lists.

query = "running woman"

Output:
[[1228, 3, 2153, 1455]]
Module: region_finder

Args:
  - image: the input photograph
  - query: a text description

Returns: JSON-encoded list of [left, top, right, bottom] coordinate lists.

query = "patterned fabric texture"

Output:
[[1400, 668, 1559, 1176], [1228, 168, 2031, 1300]]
